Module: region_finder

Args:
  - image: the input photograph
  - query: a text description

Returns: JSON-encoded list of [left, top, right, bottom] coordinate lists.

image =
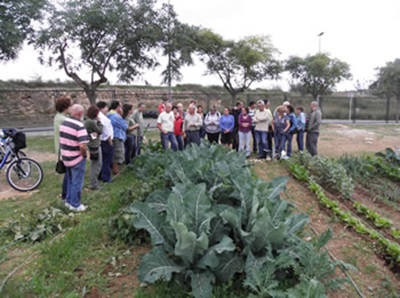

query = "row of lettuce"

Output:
[[111, 144, 350, 298], [287, 149, 400, 266]]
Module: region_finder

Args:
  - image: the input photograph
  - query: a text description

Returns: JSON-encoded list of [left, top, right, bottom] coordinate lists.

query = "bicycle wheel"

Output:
[[6, 158, 43, 192]]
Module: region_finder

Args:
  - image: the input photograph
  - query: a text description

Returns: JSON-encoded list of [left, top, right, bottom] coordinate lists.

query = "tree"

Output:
[[195, 30, 281, 105], [158, 3, 198, 89], [285, 53, 351, 100], [372, 59, 400, 122], [0, 0, 47, 61], [33, 0, 168, 104]]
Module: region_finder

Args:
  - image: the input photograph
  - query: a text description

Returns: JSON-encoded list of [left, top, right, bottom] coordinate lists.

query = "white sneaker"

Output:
[[266, 156, 272, 161], [67, 203, 87, 212]]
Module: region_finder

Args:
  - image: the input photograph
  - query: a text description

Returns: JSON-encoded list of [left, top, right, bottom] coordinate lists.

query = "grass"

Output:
[[2, 168, 138, 296], [26, 136, 55, 153]]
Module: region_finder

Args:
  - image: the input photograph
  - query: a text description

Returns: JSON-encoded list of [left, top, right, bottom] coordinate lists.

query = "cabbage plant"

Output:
[[125, 144, 348, 297]]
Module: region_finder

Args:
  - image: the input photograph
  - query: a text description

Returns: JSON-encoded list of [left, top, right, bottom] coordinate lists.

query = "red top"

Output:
[[174, 114, 183, 136], [238, 113, 252, 133], [157, 102, 166, 114]]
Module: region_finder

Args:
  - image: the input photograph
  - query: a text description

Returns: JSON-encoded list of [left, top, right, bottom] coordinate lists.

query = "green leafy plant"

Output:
[[366, 150, 400, 182], [290, 153, 354, 199], [353, 202, 392, 228], [0, 207, 76, 243], [337, 154, 376, 181], [120, 144, 348, 297], [376, 147, 400, 166]]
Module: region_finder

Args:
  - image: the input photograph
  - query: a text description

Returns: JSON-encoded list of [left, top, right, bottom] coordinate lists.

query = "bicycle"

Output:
[[0, 129, 43, 192], [0, 135, 26, 164]]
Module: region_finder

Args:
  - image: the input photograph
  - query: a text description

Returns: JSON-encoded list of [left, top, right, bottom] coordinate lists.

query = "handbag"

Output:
[[55, 148, 66, 174]]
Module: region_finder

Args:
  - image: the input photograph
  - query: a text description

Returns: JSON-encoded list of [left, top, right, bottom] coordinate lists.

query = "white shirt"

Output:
[[99, 112, 114, 141], [157, 111, 175, 133]]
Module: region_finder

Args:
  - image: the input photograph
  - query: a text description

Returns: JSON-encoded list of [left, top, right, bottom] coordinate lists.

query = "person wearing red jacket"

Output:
[[157, 98, 168, 114], [173, 106, 184, 151]]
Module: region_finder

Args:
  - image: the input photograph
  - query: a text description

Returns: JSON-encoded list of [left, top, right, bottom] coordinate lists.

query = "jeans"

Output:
[[286, 133, 294, 157], [207, 132, 220, 144], [90, 147, 102, 189], [275, 132, 287, 155], [297, 130, 305, 151], [160, 132, 178, 151], [232, 127, 239, 151], [254, 130, 268, 158], [199, 126, 206, 139], [65, 159, 86, 208], [306, 132, 319, 156], [176, 135, 184, 151], [100, 141, 113, 182], [239, 131, 251, 157], [132, 136, 142, 158], [186, 131, 201, 146], [124, 135, 135, 164], [62, 173, 68, 199], [251, 126, 257, 152]]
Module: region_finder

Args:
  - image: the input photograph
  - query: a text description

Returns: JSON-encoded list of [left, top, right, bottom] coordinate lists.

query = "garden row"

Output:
[[287, 149, 400, 269], [111, 144, 351, 298]]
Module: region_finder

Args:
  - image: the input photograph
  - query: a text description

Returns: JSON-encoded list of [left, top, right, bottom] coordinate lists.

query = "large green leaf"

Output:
[[267, 177, 288, 202], [166, 193, 184, 223], [251, 207, 287, 252], [138, 247, 183, 283], [146, 189, 170, 213], [208, 217, 230, 245], [197, 235, 236, 269], [189, 271, 215, 298], [286, 213, 309, 236], [220, 206, 254, 245], [214, 252, 244, 283], [131, 202, 167, 245], [178, 183, 215, 234], [172, 222, 209, 265]]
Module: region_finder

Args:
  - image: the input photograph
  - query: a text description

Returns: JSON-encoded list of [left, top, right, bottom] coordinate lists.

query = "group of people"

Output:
[[156, 98, 322, 160], [53, 95, 322, 212], [54, 96, 146, 212]]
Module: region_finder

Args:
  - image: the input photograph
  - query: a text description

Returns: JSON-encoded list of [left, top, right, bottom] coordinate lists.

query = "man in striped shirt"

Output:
[[60, 104, 89, 212]]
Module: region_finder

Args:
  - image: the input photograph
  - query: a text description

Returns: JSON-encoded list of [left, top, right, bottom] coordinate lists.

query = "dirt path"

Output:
[[319, 124, 399, 157]]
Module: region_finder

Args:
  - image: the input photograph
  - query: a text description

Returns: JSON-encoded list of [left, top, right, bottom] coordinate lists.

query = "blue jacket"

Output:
[[220, 114, 235, 132], [297, 112, 306, 131], [288, 112, 298, 133], [108, 113, 128, 141]]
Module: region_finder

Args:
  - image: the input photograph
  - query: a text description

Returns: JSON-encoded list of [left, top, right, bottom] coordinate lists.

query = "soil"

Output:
[[254, 164, 400, 297], [318, 124, 399, 157]]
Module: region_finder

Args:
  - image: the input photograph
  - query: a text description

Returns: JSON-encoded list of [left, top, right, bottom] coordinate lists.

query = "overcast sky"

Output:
[[1, 0, 400, 91]]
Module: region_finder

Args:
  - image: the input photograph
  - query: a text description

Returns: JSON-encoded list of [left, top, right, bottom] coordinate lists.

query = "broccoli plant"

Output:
[[121, 144, 349, 297]]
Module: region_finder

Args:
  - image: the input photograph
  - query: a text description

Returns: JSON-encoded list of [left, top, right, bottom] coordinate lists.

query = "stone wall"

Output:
[[0, 88, 225, 127]]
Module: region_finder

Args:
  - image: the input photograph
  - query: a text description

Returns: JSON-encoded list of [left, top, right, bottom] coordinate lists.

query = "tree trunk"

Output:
[[85, 88, 97, 105], [230, 92, 237, 107], [396, 97, 400, 123]]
